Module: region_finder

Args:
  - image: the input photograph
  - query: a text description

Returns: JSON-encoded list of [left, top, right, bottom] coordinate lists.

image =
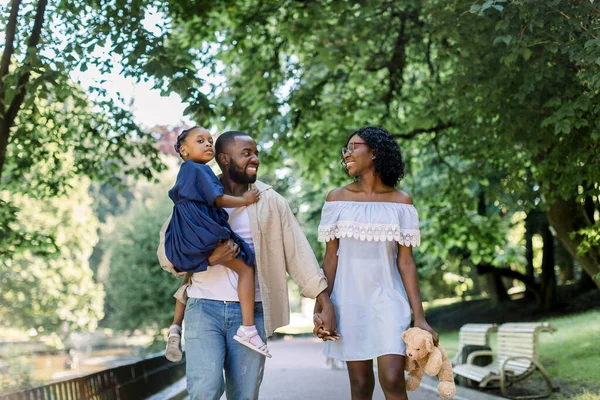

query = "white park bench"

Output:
[[453, 322, 558, 399], [452, 323, 498, 365]]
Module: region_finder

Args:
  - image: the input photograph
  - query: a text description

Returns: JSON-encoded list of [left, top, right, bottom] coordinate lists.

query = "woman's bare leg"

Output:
[[347, 360, 375, 400]]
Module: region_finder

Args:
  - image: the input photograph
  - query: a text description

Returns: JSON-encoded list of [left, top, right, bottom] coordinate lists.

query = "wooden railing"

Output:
[[0, 353, 185, 400]]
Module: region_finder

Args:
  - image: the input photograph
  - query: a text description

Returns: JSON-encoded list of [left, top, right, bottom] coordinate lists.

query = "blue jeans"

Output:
[[184, 298, 266, 400]]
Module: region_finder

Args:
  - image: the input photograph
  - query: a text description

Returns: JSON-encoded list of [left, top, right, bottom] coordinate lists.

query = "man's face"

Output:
[[224, 136, 260, 184]]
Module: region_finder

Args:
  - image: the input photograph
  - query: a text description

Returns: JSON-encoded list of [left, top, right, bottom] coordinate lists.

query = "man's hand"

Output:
[[313, 310, 340, 342], [208, 239, 239, 266], [414, 317, 439, 346]]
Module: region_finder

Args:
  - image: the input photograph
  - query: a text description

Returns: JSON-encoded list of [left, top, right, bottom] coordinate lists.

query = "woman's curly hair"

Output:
[[342, 126, 405, 187]]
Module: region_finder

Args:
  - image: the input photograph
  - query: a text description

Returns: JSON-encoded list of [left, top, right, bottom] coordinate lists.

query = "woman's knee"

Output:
[[379, 369, 406, 393], [349, 375, 375, 398]]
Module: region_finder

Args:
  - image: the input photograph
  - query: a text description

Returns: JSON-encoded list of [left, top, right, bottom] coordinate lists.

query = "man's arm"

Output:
[[275, 195, 337, 333]]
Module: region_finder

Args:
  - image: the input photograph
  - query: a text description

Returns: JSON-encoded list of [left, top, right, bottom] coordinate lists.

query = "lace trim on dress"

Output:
[[318, 221, 421, 246]]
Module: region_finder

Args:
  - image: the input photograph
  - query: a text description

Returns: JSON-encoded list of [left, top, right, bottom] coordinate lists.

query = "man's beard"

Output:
[[228, 160, 257, 184]]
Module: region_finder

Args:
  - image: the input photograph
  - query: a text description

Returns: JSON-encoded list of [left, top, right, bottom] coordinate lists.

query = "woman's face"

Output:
[[342, 134, 373, 176]]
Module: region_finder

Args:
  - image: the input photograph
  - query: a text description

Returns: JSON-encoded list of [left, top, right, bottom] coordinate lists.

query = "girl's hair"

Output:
[[342, 126, 405, 187], [174, 126, 202, 158]]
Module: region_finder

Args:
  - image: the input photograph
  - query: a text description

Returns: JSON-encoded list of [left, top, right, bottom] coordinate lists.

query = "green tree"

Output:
[[133, 0, 599, 288], [0, 0, 165, 257], [103, 156, 181, 331], [0, 177, 104, 335]]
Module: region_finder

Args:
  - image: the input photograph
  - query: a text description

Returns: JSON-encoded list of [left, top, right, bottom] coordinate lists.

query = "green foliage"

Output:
[[105, 202, 180, 331], [0, 179, 104, 335], [0, 0, 167, 192], [103, 157, 182, 331], [0, 199, 56, 261], [0, 0, 166, 260], [0, 357, 38, 395], [131, 0, 600, 288]]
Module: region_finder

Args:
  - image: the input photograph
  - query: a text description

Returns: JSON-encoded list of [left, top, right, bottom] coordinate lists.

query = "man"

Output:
[[157, 131, 337, 400]]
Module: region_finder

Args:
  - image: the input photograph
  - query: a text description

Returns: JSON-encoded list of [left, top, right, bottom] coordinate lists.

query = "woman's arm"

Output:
[[397, 244, 439, 344], [313, 238, 340, 339], [314, 239, 339, 313], [323, 240, 339, 297]]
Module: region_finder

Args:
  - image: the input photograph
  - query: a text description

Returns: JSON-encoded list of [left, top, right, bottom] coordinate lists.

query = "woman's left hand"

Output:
[[415, 318, 439, 346]]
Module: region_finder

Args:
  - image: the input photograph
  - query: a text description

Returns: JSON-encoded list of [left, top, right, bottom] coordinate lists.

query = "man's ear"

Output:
[[217, 153, 230, 166]]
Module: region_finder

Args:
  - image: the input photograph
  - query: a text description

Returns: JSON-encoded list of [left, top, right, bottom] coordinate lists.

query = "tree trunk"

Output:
[[484, 272, 510, 306], [476, 263, 537, 305], [0, 0, 22, 180], [546, 197, 600, 288], [0, 0, 47, 180], [524, 211, 537, 300], [540, 219, 557, 310], [555, 239, 575, 282], [579, 272, 597, 291], [525, 213, 535, 279], [584, 195, 596, 223]]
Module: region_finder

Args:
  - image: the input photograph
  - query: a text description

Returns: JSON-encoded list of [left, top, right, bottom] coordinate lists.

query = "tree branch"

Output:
[[384, 14, 407, 116], [4, 0, 47, 130], [0, 0, 22, 113], [476, 262, 541, 299], [0, 0, 47, 181], [390, 121, 454, 139]]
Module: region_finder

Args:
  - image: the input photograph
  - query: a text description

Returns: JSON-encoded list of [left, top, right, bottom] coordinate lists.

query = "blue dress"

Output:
[[164, 161, 255, 273]]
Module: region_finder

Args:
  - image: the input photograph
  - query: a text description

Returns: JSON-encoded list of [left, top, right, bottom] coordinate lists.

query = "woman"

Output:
[[314, 126, 438, 400]]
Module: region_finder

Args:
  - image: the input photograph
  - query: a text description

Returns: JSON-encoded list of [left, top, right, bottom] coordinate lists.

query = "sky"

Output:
[[71, 7, 192, 129]]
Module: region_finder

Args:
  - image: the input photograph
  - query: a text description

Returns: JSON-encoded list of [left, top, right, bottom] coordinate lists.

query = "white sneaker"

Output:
[[165, 325, 183, 362]]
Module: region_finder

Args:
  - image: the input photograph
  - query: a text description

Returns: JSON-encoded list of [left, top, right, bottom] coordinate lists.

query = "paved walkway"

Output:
[[162, 337, 501, 399], [254, 337, 442, 400]]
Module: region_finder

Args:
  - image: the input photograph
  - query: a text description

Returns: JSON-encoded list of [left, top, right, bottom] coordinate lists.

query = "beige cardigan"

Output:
[[157, 180, 328, 336]]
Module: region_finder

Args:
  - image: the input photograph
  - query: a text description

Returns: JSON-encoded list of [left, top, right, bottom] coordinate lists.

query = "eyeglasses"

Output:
[[341, 142, 367, 156]]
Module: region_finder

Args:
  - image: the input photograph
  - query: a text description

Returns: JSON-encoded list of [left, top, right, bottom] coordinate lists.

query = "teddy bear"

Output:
[[401, 327, 456, 399]]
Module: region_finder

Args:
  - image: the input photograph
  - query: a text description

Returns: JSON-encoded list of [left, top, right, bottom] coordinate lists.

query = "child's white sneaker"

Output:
[[233, 325, 272, 358], [165, 324, 183, 362]]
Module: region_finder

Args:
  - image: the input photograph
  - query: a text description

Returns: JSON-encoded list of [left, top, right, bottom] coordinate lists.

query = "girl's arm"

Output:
[[214, 189, 259, 208], [397, 244, 439, 345]]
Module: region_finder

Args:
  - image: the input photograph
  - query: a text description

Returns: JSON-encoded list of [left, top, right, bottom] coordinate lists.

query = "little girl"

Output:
[[163, 126, 271, 360]]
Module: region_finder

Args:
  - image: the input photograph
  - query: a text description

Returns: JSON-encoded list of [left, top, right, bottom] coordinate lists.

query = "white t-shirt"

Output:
[[186, 206, 262, 302]]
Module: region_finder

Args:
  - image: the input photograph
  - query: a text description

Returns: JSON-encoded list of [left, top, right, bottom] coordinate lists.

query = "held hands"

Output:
[[313, 306, 341, 342], [414, 317, 439, 346], [243, 189, 260, 205]]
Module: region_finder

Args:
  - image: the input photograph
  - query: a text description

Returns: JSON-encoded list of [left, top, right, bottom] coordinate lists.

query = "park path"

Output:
[[235, 337, 443, 400]]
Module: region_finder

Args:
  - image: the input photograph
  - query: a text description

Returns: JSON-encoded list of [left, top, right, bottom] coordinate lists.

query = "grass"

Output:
[[537, 311, 600, 384], [562, 390, 600, 400]]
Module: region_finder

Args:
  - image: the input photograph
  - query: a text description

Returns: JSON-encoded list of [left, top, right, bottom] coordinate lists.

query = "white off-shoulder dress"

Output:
[[318, 201, 420, 361]]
